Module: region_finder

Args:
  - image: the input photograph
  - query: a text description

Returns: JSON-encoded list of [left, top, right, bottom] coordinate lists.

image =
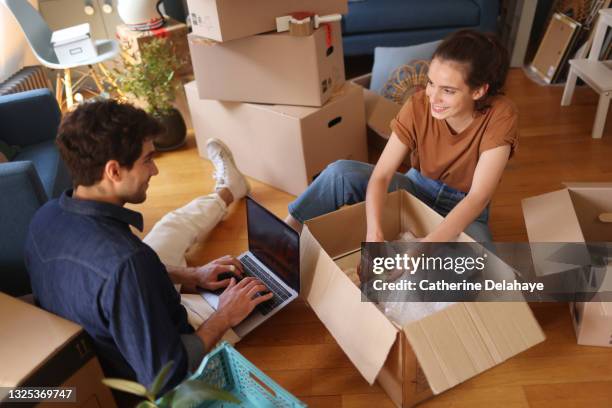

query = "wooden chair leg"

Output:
[[592, 92, 610, 139], [55, 71, 63, 105], [64, 69, 74, 109], [561, 68, 578, 106], [89, 64, 104, 94], [97, 63, 125, 98]]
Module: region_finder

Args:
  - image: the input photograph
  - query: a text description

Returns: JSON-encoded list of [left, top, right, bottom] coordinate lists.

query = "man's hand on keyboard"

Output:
[[217, 277, 273, 327], [192, 255, 244, 291]]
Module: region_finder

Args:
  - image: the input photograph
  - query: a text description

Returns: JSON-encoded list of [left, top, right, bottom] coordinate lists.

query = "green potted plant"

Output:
[[102, 361, 239, 408], [117, 37, 187, 151]]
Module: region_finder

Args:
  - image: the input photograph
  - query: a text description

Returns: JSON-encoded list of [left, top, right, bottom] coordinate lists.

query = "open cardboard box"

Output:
[[189, 21, 345, 107], [350, 73, 409, 166], [0, 293, 116, 407], [186, 0, 348, 42], [522, 183, 612, 347], [185, 80, 367, 196], [301, 190, 545, 407]]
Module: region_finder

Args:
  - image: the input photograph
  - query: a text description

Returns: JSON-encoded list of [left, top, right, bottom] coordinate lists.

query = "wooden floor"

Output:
[[128, 69, 612, 407]]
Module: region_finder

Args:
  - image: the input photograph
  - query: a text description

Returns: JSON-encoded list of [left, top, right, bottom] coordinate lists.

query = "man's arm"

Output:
[[104, 250, 195, 392]]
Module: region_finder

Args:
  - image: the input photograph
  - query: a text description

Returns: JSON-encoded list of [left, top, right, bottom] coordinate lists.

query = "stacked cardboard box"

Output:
[[185, 0, 368, 196], [0, 293, 116, 407]]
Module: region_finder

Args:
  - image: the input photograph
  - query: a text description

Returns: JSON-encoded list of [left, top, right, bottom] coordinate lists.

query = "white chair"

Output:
[[561, 8, 612, 139], [1, 0, 119, 109]]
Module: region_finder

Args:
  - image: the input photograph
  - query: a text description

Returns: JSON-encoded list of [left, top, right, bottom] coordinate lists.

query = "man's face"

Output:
[[117, 139, 158, 204]]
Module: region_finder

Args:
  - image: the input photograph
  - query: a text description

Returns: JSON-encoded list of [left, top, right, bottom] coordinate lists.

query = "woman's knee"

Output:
[[324, 160, 367, 177], [321, 160, 372, 185]]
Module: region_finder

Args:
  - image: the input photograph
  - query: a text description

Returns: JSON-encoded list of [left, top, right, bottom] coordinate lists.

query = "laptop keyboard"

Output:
[[241, 255, 292, 316]]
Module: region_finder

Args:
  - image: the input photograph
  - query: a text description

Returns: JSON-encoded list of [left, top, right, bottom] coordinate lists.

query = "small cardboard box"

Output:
[[522, 183, 612, 347], [0, 293, 116, 407], [116, 18, 193, 78], [188, 22, 345, 107], [51, 23, 97, 65], [301, 190, 545, 407], [350, 73, 409, 166], [186, 0, 348, 42], [185, 80, 367, 196]]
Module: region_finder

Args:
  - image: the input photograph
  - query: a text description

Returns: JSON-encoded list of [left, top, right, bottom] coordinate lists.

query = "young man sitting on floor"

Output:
[[25, 100, 271, 394]]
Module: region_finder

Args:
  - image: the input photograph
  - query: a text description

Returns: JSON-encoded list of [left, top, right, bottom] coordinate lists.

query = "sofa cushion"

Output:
[[381, 60, 430, 105], [370, 39, 441, 93], [13, 140, 71, 199], [344, 0, 480, 35]]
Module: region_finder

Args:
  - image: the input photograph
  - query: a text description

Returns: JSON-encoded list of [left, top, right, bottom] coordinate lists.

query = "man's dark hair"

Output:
[[57, 99, 163, 186], [433, 29, 510, 112]]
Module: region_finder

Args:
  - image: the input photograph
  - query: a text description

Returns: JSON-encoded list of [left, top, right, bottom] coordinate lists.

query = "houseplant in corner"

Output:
[[117, 37, 186, 151]]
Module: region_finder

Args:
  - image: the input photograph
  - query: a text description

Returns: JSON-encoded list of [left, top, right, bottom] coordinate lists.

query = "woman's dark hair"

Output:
[[433, 29, 510, 112], [57, 99, 163, 187]]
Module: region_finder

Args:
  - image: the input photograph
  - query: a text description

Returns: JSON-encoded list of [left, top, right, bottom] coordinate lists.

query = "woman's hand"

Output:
[[365, 133, 410, 243]]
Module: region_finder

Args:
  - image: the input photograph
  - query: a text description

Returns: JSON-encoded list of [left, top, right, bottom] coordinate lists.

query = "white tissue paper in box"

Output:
[[380, 230, 455, 326]]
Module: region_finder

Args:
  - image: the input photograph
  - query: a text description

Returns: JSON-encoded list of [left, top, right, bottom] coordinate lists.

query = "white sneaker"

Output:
[[206, 138, 250, 200]]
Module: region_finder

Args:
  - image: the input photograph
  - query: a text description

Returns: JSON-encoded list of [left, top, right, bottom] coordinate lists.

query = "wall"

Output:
[[0, 0, 39, 83]]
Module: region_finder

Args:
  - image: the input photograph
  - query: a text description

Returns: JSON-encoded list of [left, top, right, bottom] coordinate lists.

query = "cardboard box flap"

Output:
[[305, 191, 401, 259], [300, 227, 398, 384], [522, 188, 602, 276], [566, 188, 612, 242], [0, 293, 82, 386], [467, 303, 545, 359], [351, 73, 400, 139], [522, 189, 585, 242], [363, 90, 400, 140], [403, 302, 545, 394]]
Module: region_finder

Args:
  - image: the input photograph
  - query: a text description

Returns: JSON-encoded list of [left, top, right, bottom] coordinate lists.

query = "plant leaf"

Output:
[[168, 379, 240, 408], [149, 360, 174, 397], [102, 378, 148, 397]]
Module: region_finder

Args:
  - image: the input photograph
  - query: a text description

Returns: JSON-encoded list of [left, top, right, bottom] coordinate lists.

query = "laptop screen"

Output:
[[246, 196, 300, 292]]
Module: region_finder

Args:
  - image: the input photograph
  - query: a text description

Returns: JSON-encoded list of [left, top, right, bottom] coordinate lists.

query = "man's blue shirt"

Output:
[[25, 190, 195, 390]]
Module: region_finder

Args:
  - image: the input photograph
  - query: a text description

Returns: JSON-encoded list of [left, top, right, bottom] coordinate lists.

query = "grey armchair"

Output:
[[0, 89, 71, 296]]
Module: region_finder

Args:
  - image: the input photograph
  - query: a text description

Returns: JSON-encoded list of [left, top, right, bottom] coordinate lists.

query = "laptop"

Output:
[[201, 196, 300, 338]]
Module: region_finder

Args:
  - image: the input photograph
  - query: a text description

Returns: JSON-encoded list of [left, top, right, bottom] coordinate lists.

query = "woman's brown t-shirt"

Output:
[[390, 90, 519, 193]]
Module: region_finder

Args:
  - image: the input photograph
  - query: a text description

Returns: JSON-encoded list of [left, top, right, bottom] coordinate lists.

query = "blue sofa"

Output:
[[0, 89, 71, 296], [342, 0, 499, 56]]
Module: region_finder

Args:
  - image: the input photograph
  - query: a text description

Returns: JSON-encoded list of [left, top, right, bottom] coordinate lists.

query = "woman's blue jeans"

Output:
[[288, 160, 493, 242]]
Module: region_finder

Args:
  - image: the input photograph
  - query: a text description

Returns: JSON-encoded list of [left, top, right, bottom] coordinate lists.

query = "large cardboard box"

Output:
[[188, 22, 345, 107], [186, 0, 348, 42], [185, 80, 367, 196], [350, 73, 409, 166], [522, 183, 612, 347], [0, 293, 116, 407], [301, 190, 545, 407]]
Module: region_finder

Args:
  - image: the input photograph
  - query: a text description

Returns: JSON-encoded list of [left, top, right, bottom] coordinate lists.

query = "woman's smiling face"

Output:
[[425, 58, 487, 123]]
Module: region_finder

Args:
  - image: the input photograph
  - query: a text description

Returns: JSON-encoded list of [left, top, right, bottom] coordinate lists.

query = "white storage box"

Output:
[[51, 23, 97, 65]]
